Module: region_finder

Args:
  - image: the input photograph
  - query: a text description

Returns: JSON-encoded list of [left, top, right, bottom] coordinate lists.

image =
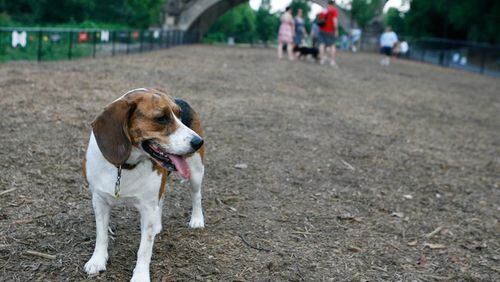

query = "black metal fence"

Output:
[[358, 34, 500, 77], [406, 37, 500, 77], [1, 27, 199, 63]]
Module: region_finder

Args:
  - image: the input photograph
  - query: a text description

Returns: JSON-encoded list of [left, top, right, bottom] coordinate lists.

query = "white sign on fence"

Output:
[[12, 31, 27, 48]]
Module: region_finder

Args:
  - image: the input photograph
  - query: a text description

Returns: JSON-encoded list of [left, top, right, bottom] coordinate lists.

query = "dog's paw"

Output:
[[84, 254, 107, 275], [131, 270, 150, 282], [188, 215, 205, 228]]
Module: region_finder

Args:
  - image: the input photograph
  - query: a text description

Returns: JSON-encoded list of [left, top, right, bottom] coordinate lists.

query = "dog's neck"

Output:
[[122, 147, 149, 169]]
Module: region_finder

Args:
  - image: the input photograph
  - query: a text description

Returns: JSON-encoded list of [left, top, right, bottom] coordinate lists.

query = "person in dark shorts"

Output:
[[293, 9, 306, 47], [379, 26, 398, 66], [318, 0, 339, 67]]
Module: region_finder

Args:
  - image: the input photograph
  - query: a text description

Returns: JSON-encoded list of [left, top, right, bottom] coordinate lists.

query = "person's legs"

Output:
[[287, 43, 294, 61], [278, 42, 283, 59], [329, 44, 337, 66], [319, 44, 326, 64], [380, 47, 390, 66], [319, 32, 327, 64]]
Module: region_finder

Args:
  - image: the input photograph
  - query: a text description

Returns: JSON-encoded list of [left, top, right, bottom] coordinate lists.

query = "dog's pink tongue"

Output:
[[168, 154, 190, 179]]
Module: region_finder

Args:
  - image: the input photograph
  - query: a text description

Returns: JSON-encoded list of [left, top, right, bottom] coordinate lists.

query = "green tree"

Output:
[[385, 7, 405, 34], [405, 0, 500, 43], [351, 0, 382, 30], [255, 7, 279, 44], [0, 0, 165, 28], [204, 3, 257, 43]]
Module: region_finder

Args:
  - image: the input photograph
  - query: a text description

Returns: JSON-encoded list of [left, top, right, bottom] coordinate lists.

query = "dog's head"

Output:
[[91, 89, 203, 178]]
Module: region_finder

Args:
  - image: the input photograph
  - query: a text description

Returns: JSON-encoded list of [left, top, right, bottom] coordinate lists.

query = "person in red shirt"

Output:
[[318, 0, 339, 67]]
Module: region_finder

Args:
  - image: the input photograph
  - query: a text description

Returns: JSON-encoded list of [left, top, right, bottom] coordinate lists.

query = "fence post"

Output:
[[112, 31, 116, 57], [480, 47, 486, 74], [126, 31, 131, 54], [159, 31, 163, 49], [92, 31, 97, 58], [150, 31, 153, 50], [167, 30, 171, 48], [140, 31, 144, 52], [163, 30, 167, 48], [37, 30, 43, 62], [68, 31, 73, 60], [420, 42, 426, 62]]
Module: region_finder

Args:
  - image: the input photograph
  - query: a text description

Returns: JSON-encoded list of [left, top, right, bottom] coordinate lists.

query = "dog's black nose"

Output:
[[190, 136, 204, 151]]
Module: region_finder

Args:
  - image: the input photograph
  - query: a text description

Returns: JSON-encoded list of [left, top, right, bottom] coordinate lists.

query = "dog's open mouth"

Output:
[[141, 140, 190, 179]]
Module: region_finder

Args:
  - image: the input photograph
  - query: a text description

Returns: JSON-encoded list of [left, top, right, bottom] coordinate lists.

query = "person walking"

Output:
[[294, 9, 306, 47], [277, 6, 295, 61], [318, 0, 339, 67], [310, 20, 320, 48], [350, 28, 361, 52], [379, 26, 398, 66]]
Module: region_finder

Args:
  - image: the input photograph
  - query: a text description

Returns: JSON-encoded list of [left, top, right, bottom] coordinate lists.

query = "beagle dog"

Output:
[[83, 88, 205, 281]]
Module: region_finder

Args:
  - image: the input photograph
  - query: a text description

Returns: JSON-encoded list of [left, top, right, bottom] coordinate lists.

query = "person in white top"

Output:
[[379, 26, 398, 66]]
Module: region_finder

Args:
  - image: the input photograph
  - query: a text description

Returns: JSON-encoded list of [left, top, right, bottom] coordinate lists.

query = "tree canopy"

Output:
[[205, 2, 278, 44], [351, 0, 383, 29], [204, 1, 315, 44], [404, 0, 500, 43], [0, 0, 165, 28]]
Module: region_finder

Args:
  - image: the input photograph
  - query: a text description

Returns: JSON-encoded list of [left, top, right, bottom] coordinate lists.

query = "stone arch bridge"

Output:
[[162, 0, 361, 37]]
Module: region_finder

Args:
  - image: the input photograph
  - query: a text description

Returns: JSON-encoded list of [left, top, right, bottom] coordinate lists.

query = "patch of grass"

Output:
[[0, 31, 94, 62]]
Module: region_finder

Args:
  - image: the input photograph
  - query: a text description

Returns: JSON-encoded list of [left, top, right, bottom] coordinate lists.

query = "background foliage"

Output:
[[204, 1, 312, 44], [0, 0, 165, 28], [204, 2, 279, 44], [0, 0, 498, 44], [403, 0, 500, 43], [350, 0, 382, 30]]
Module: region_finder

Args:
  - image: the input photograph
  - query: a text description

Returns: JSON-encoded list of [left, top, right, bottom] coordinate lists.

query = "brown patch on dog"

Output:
[[151, 160, 170, 199], [125, 91, 180, 147], [82, 155, 87, 181], [91, 99, 135, 166]]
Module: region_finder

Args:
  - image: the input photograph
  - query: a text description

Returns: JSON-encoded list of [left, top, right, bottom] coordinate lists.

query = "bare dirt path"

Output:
[[0, 46, 499, 281]]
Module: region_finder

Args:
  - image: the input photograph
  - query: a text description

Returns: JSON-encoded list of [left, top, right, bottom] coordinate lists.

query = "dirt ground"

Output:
[[0, 46, 499, 281]]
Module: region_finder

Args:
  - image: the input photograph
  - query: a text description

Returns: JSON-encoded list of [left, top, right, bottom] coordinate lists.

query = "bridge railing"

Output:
[[0, 27, 199, 63]]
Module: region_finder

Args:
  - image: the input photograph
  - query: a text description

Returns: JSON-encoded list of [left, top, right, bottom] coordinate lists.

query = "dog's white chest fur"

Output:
[[86, 133, 162, 205]]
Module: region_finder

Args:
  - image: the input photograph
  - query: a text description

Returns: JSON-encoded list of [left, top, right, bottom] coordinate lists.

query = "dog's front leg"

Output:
[[187, 153, 205, 228], [85, 194, 111, 275], [131, 204, 160, 282]]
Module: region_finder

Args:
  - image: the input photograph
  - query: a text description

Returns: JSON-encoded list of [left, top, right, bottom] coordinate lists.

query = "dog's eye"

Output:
[[155, 115, 169, 124]]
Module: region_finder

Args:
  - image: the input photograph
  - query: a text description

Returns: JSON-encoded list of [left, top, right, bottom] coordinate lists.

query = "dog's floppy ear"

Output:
[[91, 99, 135, 166]]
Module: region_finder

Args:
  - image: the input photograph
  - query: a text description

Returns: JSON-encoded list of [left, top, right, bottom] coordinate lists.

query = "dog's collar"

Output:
[[120, 163, 138, 170], [113, 160, 141, 198]]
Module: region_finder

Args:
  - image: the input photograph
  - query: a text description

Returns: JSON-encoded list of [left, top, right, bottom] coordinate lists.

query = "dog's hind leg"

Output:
[[186, 152, 205, 228], [84, 194, 111, 275]]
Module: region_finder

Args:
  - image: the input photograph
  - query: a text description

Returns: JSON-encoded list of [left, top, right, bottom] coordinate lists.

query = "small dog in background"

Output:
[[83, 88, 206, 282], [293, 45, 320, 61]]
